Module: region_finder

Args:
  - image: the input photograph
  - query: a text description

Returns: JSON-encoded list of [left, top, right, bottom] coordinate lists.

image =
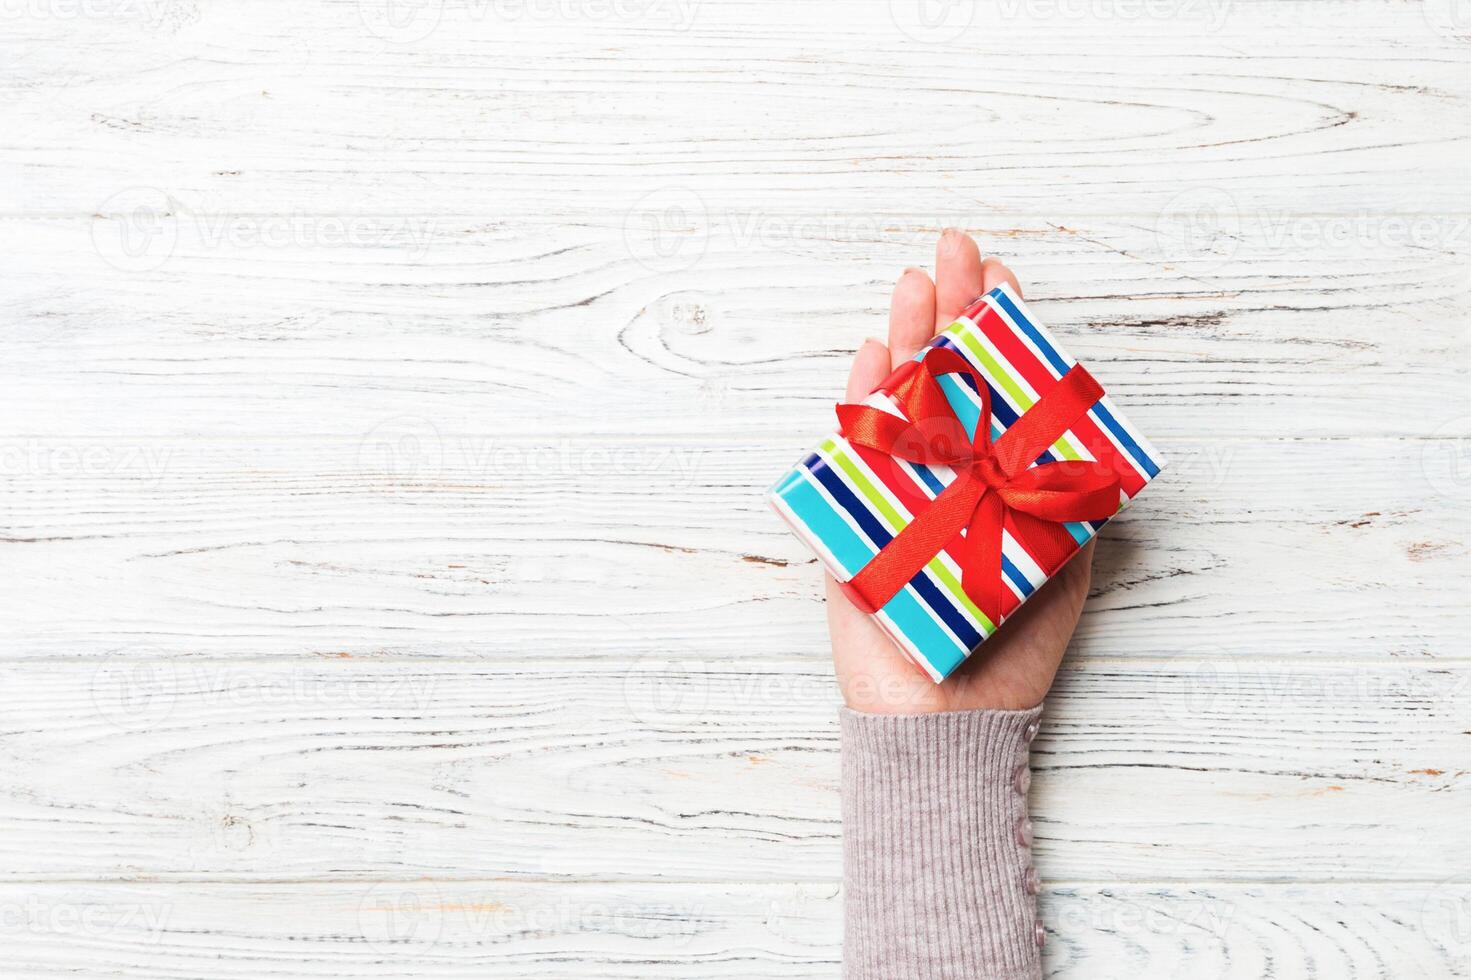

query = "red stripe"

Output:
[[966, 302, 1147, 497]]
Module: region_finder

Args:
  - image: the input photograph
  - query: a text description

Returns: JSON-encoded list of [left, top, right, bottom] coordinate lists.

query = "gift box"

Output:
[[769, 283, 1165, 682]]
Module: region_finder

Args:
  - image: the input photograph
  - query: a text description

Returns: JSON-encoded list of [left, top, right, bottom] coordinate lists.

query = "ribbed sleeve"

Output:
[[840, 706, 1044, 980]]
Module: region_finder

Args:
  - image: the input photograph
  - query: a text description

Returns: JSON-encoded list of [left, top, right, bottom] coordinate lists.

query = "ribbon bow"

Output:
[[836, 346, 1120, 624]]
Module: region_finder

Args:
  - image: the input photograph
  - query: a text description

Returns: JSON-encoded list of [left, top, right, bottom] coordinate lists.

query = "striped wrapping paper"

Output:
[[768, 283, 1166, 682]]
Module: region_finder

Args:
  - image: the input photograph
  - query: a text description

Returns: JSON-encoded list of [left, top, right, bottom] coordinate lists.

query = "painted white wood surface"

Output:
[[0, 881, 1466, 979], [4, 660, 1468, 881], [2, 0, 1470, 975]]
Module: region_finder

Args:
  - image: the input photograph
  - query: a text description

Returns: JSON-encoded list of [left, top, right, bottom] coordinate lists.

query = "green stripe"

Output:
[[952, 325, 1032, 408], [820, 438, 996, 635], [822, 439, 906, 531], [949, 321, 1085, 462]]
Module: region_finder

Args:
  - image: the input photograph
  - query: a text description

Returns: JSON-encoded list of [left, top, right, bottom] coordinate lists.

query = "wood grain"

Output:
[[1, 660, 1466, 882], [1, 436, 1465, 660], [4, 0, 1471, 215], [3, 219, 1468, 443], [4, 0, 1469, 974], [0, 881, 1466, 979]]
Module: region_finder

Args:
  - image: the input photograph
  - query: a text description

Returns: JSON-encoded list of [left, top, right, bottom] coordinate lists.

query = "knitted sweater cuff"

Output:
[[841, 705, 1045, 980]]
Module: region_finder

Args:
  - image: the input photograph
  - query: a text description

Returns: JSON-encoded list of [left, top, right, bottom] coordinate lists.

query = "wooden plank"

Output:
[[0, 880, 1465, 978], [4, 1, 1471, 215], [1, 660, 1465, 882], [3, 218, 1469, 443], [0, 437, 1464, 661]]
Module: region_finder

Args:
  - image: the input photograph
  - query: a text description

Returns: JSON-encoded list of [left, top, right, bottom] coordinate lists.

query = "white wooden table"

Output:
[[3, 0, 1470, 975]]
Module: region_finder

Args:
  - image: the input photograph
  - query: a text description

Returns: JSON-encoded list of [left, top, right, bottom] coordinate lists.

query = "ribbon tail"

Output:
[[958, 491, 1007, 627], [1006, 509, 1086, 577]]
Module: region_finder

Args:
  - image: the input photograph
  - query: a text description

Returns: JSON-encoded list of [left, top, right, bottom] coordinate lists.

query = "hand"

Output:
[[827, 230, 1095, 714]]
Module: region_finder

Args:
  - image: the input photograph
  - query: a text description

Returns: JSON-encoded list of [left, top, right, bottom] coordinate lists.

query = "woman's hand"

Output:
[[827, 230, 1095, 714]]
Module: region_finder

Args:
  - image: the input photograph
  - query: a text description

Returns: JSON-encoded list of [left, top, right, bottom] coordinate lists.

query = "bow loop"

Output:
[[997, 460, 1121, 522]]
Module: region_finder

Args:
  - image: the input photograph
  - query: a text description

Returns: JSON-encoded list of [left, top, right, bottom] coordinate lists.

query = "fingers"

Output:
[[874, 236, 1025, 389], [846, 336, 892, 403], [886, 267, 936, 370], [981, 256, 1023, 298], [934, 228, 986, 330]]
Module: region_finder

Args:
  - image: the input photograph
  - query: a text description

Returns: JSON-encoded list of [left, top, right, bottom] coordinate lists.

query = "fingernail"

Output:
[[862, 336, 885, 348], [902, 266, 924, 277]]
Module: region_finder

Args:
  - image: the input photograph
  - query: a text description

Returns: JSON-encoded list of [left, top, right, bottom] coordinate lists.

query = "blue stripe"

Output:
[[934, 338, 1060, 467], [1090, 403, 1161, 479], [1001, 553, 1034, 597], [905, 460, 946, 496], [776, 475, 966, 677], [773, 467, 804, 496], [991, 289, 1070, 375], [988, 289, 1161, 480], [784, 471, 971, 674], [805, 458, 984, 653], [807, 456, 890, 548], [778, 476, 871, 576], [1068, 520, 1095, 543]]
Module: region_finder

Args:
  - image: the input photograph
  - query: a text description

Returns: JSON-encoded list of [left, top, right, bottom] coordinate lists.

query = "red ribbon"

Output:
[[836, 347, 1120, 624]]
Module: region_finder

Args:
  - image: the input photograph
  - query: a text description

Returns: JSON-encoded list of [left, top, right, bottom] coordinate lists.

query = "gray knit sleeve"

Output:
[[840, 705, 1045, 980]]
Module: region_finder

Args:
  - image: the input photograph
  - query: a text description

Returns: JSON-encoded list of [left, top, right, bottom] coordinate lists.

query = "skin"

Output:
[[828, 229, 1096, 714]]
